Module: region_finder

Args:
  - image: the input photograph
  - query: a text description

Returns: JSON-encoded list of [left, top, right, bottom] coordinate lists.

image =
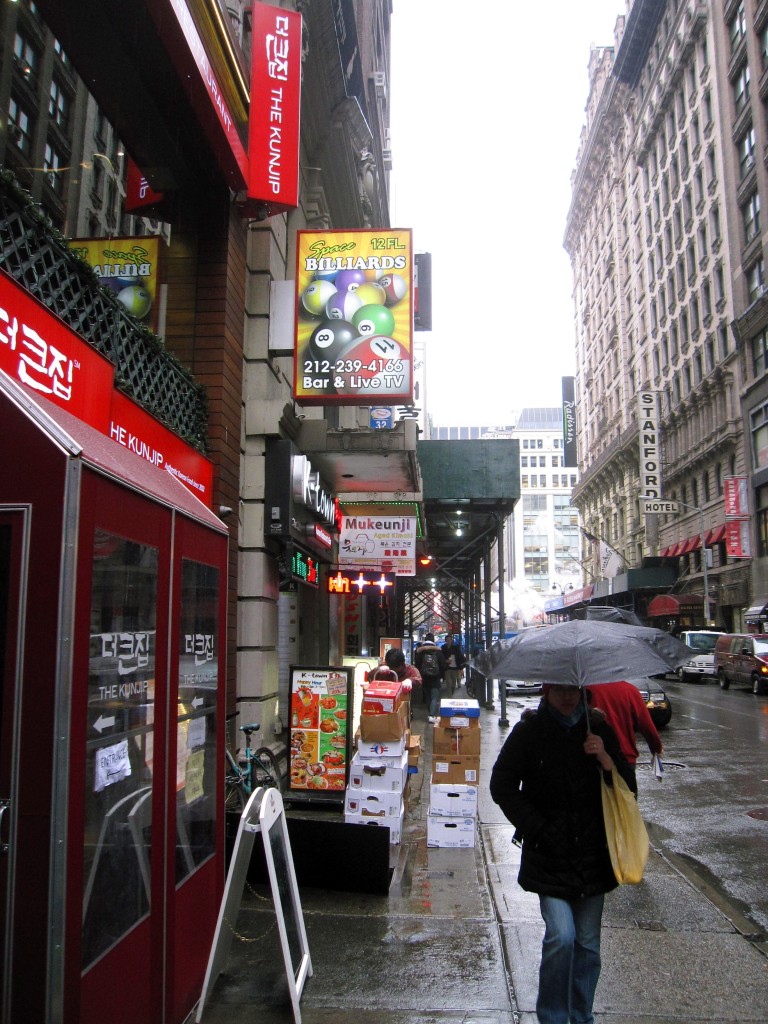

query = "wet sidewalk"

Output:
[[199, 698, 768, 1024]]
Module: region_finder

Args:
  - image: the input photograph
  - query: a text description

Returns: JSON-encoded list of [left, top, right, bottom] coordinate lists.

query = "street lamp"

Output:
[[551, 581, 575, 595], [677, 502, 711, 626]]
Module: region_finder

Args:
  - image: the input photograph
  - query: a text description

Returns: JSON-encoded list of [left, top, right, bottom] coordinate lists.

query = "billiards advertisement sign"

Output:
[[293, 229, 414, 405]]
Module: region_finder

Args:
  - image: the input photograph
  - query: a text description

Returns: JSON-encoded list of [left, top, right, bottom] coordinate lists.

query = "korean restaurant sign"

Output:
[[0, 269, 213, 505], [294, 229, 414, 406], [248, 3, 302, 212], [339, 513, 417, 576], [69, 237, 161, 332], [154, 0, 249, 189]]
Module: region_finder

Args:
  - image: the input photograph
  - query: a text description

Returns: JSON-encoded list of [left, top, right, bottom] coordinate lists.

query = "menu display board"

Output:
[[288, 666, 353, 800]]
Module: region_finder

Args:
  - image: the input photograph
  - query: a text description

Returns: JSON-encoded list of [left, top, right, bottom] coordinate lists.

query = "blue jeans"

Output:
[[425, 681, 442, 716], [536, 892, 604, 1024]]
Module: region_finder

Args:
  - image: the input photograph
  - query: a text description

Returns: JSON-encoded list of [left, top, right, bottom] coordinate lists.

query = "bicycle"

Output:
[[224, 722, 283, 812]]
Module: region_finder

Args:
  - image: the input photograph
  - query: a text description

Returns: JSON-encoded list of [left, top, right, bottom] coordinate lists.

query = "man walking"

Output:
[[414, 633, 446, 722], [441, 634, 467, 696]]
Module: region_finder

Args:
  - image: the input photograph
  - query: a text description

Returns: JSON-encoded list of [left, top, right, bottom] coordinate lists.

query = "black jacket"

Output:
[[489, 704, 636, 899], [414, 642, 446, 681]]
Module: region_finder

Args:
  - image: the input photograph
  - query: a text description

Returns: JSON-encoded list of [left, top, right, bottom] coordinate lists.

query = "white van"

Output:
[[677, 630, 727, 682]]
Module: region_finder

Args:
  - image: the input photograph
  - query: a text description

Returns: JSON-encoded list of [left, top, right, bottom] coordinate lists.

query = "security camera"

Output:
[[218, 505, 234, 519]]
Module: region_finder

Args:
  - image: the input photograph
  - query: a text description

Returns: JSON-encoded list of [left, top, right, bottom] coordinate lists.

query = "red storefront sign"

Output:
[[153, 0, 249, 190], [0, 269, 213, 505], [725, 519, 752, 558], [248, 3, 302, 211], [724, 475, 749, 517], [125, 157, 165, 213]]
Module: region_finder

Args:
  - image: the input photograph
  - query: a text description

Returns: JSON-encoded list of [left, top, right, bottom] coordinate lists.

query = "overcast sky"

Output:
[[389, 1, 625, 427]]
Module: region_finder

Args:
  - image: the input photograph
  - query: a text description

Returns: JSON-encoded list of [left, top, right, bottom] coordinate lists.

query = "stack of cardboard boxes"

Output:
[[344, 679, 411, 844], [427, 698, 481, 848]]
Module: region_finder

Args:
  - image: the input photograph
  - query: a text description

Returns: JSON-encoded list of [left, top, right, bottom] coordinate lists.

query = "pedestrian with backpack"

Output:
[[414, 633, 446, 722]]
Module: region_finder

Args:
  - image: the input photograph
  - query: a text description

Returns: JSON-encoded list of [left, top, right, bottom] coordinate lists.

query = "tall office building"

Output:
[[432, 409, 581, 605], [564, 0, 768, 630]]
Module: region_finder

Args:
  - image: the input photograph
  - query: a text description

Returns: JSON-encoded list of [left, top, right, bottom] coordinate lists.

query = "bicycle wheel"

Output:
[[225, 769, 247, 812], [251, 746, 283, 792]]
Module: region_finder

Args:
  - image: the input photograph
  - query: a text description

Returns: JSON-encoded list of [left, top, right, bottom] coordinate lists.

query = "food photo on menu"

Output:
[[289, 670, 350, 793]]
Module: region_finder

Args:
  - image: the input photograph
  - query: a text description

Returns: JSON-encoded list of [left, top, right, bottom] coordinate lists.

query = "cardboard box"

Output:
[[433, 722, 481, 756], [349, 749, 408, 792], [362, 680, 404, 715], [439, 698, 480, 718], [427, 814, 476, 848], [407, 734, 421, 769], [429, 783, 478, 817], [345, 808, 403, 844], [344, 788, 403, 817], [431, 755, 480, 785], [359, 701, 409, 744]]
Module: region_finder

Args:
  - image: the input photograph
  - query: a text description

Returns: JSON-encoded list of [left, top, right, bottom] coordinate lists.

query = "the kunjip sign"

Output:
[[247, 3, 302, 212], [0, 269, 213, 505]]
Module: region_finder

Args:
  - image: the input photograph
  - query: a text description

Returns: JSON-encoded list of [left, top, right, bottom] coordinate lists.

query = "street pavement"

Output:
[[199, 693, 768, 1024]]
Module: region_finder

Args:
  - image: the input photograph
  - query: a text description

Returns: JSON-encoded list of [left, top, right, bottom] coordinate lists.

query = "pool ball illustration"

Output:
[[325, 288, 363, 321], [116, 284, 152, 319], [333, 335, 411, 395], [314, 267, 339, 282], [307, 319, 358, 363], [300, 279, 337, 318], [378, 273, 408, 305], [333, 268, 366, 292], [352, 303, 396, 338], [353, 282, 387, 306]]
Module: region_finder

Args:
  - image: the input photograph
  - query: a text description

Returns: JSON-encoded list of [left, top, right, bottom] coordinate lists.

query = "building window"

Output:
[[747, 259, 765, 303], [742, 191, 760, 244], [703, 469, 710, 503], [729, 2, 746, 52], [733, 63, 750, 114], [738, 127, 756, 179], [8, 96, 32, 155], [751, 402, 768, 469], [13, 31, 38, 82], [521, 476, 529, 488], [521, 456, 528, 467], [43, 142, 64, 195], [48, 78, 70, 131], [757, 485, 768, 556], [752, 329, 768, 378]]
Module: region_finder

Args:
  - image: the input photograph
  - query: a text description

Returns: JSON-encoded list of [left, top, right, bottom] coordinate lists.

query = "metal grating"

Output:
[[0, 170, 208, 452]]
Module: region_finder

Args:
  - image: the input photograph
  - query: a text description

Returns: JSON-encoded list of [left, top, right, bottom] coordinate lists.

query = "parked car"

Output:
[[714, 633, 768, 694], [676, 629, 727, 683], [632, 677, 673, 728], [505, 679, 543, 696]]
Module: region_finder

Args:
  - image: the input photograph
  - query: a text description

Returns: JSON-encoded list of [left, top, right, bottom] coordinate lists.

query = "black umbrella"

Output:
[[471, 619, 690, 688]]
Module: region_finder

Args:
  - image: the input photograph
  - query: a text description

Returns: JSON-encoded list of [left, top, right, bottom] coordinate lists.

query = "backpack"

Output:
[[420, 648, 440, 677]]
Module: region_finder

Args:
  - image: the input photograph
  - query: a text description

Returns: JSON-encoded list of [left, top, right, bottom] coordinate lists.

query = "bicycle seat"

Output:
[[239, 722, 260, 733]]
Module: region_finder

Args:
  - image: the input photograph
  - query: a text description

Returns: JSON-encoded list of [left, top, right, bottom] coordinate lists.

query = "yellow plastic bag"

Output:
[[600, 769, 649, 885]]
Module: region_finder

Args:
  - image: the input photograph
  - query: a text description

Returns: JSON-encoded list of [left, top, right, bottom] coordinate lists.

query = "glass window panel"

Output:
[[82, 532, 158, 970], [175, 559, 220, 884]]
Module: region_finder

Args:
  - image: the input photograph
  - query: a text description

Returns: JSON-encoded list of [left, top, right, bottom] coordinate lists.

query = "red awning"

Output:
[[706, 524, 726, 545], [681, 535, 702, 554], [647, 593, 704, 617], [669, 541, 685, 556], [660, 546, 671, 556]]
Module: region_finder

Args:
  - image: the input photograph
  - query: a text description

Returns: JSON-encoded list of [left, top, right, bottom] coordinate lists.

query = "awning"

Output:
[[647, 593, 705, 617], [705, 524, 726, 545], [668, 541, 685, 557], [745, 597, 768, 621], [682, 535, 702, 554], [660, 546, 671, 556]]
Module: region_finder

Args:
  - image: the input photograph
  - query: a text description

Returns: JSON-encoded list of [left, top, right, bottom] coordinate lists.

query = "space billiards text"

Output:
[[294, 230, 413, 404]]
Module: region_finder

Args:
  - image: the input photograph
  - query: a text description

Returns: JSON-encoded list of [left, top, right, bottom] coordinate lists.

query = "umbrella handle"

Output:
[[583, 688, 592, 733]]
